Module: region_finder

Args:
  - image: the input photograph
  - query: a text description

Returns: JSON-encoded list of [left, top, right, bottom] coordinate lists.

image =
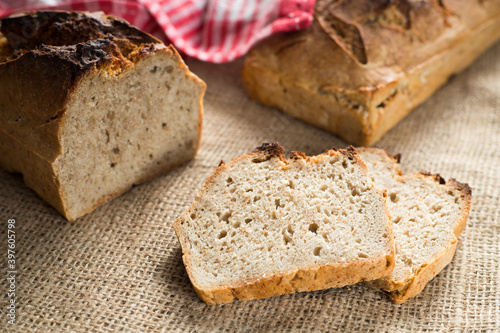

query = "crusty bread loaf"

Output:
[[358, 148, 472, 304], [174, 143, 395, 305], [242, 0, 500, 145], [0, 11, 206, 220]]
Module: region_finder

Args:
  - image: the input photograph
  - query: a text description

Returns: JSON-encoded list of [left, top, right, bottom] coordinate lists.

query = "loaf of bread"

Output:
[[242, 0, 500, 145], [358, 148, 472, 304], [174, 143, 395, 305], [0, 11, 206, 220]]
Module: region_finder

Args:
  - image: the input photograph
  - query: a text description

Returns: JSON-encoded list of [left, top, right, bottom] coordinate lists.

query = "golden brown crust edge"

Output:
[[173, 143, 395, 305]]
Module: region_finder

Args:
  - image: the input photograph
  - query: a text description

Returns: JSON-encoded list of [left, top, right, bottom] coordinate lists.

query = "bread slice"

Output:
[[358, 148, 472, 304], [174, 143, 395, 305], [0, 11, 206, 220]]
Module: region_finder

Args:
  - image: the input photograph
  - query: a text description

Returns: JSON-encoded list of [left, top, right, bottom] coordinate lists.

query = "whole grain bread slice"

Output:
[[174, 143, 395, 305], [358, 148, 472, 304]]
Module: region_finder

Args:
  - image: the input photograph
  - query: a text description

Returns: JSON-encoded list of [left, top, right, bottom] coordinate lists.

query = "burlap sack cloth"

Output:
[[0, 41, 499, 332]]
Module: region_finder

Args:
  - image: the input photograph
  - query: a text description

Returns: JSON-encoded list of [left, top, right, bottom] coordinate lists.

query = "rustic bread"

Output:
[[0, 11, 206, 220], [242, 0, 500, 145], [174, 143, 395, 305], [358, 148, 472, 304]]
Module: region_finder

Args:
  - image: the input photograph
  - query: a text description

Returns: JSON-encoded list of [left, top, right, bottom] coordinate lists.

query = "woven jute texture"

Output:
[[1, 41, 499, 332]]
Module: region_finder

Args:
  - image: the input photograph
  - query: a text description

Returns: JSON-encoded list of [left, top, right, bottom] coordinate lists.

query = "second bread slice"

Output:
[[358, 148, 472, 304], [174, 144, 395, 304]]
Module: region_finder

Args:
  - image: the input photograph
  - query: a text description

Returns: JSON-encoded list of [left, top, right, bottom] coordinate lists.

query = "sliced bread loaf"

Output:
[[358, 148, 472, 304], [174, 144, 395, 305]]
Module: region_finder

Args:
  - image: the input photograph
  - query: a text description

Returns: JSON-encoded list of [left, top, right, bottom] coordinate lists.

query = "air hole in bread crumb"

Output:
[[309, 223, 319, 234], [322, 233, 329, 241], [287, 225, 294, 234], [264, 231, 269, 237], [245, 218, 252, 224], [320, 184, 328, 191], [253, 195, 261, 202], [162, 122, 167, 128], [233, 221, 241, 228], [112, 147, 120, 154], [221, 212, 232, 223], [283, 234, 292, 245], [275, 199, 281, 209], [342, 160, 348, 168], [352, 188, 360, 196], [390, 193, 399, 203], [314, 247, 322, 256], [393, 216, 402, 224], [190, 213, 196, 219], [382, 233, 388, 238], [218, 230, 227, 239], [245, 188, 253, 192], [358, 253, 369, 258], [149, 154, 153, 159], [110, 163, 116, 168], [226, 177, 233, 185], [271, 211, 277, 219], [355, 238, 362, 243]]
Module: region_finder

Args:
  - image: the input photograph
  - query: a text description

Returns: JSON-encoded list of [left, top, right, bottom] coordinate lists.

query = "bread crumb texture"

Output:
[[174, 144, 394, 304], [359, 148, 472, 303]]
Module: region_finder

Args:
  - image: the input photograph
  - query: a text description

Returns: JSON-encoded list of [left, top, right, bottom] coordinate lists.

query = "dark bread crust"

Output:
[[0, 11, 158, 62]]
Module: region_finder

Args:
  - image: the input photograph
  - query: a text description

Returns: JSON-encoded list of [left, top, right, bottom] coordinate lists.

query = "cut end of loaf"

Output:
[[54, 47, 205, 220], [174, 144, 395, 304]]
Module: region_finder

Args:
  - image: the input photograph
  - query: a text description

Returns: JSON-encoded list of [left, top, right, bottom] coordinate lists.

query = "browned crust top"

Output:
[[251, 142, 286, 159], [0, 11, 160, 63], [419, 171, 447, 185]]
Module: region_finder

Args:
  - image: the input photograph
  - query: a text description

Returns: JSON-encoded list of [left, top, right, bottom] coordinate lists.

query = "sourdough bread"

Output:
[[174, 143, 395, 305], [0, 11, 206, 220], [358, 148, 472, 304], [242, 0, 500, 145]]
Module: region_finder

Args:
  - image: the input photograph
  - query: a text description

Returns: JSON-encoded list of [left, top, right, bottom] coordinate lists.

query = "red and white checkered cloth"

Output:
[[0, 0, 315, 62]]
